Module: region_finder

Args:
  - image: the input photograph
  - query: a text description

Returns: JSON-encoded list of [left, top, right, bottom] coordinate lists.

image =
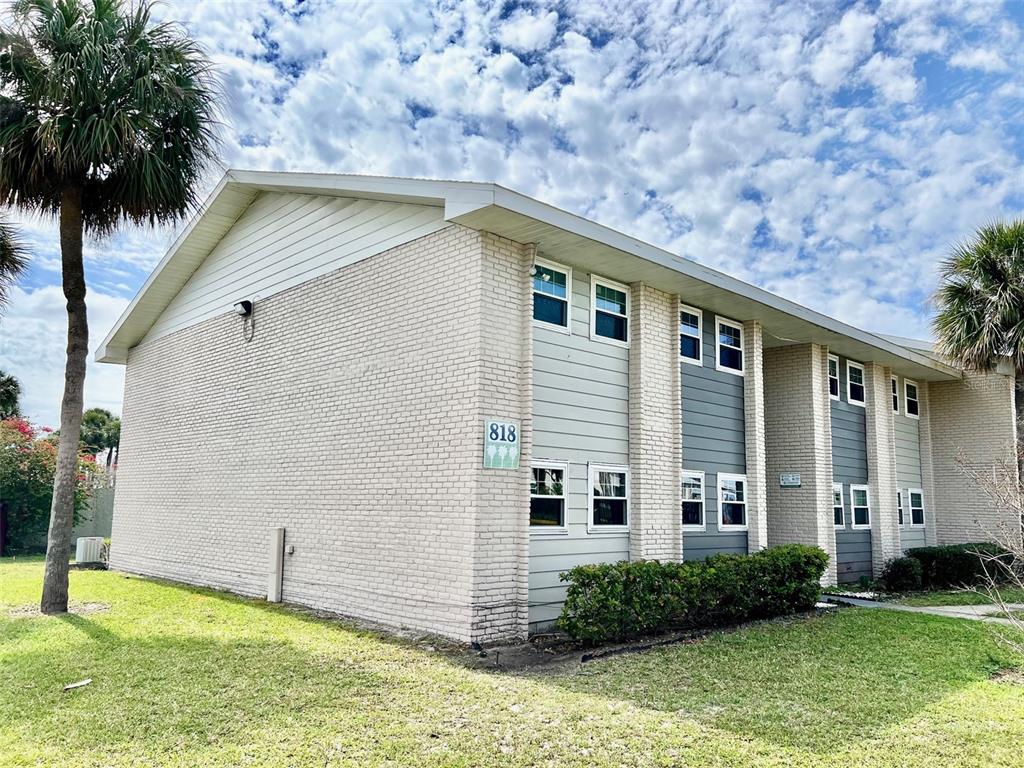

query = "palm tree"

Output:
[[0, 370, 21, 419], [0, 0, 219, 613], [0, 219, 27, 310], [933, 219, 1024, 462]]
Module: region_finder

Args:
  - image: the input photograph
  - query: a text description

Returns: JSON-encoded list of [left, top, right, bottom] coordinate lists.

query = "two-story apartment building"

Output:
[[98, 171, 1020, 642]]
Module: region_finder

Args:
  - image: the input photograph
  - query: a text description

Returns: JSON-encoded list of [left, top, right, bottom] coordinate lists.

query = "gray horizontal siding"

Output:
[[831, 355, 868, 485], [893, 374, 926, 553], [682, 309, 747, 560], [836, 528, 872, 583], [529, 269, 629, 629], [900, 526, 926, 552]]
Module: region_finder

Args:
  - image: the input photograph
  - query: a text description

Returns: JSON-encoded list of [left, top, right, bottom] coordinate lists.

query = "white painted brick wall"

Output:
[[928, 369, 1019, 544], [628, 284, 682, 561], [110, 224, 530, 643], [763, 343, 837, 583], [864, 362, 901, 574], [743, 321, 769, 552]]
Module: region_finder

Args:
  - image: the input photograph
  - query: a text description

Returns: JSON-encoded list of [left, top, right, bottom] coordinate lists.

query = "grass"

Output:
[[896, 587, 1024, 607], [3, 559, 1024, 767]]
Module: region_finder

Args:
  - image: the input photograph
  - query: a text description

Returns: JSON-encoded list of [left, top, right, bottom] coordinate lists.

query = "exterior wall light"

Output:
[[233, 300, 253, 317]]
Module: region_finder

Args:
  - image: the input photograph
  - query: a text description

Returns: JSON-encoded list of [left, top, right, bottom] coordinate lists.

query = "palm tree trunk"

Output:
[[40, 185, 87, 614]]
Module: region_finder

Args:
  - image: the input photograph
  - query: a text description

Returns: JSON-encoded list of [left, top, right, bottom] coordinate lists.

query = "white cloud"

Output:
[[5, 0, 1024, 423], [948, 47, 1009, 73], [0, 286, 128, 427], [496, 9, 559, 52]]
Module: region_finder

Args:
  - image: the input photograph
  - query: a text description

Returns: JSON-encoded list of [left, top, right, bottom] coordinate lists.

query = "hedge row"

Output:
[[904, 543, 1012, 590], [557, 544, 828, 645]]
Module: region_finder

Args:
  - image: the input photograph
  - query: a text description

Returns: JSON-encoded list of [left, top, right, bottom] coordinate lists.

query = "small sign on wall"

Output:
[[780, 473, 801, 488], [484, 418, 521, 469]]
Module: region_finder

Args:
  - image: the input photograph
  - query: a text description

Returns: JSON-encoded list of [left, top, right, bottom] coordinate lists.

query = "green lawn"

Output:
[[3, 558, 1024, 766], [897, 587, 1024, 607]]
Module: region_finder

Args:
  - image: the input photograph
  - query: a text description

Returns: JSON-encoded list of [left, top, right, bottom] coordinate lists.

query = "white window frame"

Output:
[[715, 316, 745, 376], [530, 459, 569, 535], [891, 375, 899, 414], [908, 488, 926, 527], [717, 472, 749, 530], [828, 355, 840, 401], [850, 484, 871, 529], [833, 482, 845, 529], [897, 489, 904, 527], [679, 303, 703, 367], [531, 258, 572, 334], [587, 463, 630, 533], [904, 379, 920, 420], [846, 360, 866, 407], [589, 275, 630, 347], [680, 469, 706, 531]]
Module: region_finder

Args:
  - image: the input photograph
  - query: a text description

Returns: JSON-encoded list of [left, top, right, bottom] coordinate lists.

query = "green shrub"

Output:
[[879, 556, 923, 592], [906, 543, 1011, 589], [557, 544, 828, 645]]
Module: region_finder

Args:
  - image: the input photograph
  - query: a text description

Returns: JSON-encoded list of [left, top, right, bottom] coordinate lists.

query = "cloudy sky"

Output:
[[2, 0, 1024, 427]]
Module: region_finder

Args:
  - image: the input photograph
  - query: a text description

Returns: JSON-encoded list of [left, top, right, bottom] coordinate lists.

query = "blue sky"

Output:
[[2, 0, 1024, 427]]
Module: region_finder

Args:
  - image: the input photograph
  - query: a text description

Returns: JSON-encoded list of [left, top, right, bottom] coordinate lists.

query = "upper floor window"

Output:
[[589, 464, 629, 531], [909, 489, 925, 526], [532, 259, 571, 330], [530, 461, 567, 529], [715, 316, 744, 375], [847, 360, 866, 406], [891, 376, 899, 414], [905, 380, 920, 418], [679, 305, 703, 365], [828, 355, 840, 400], [851, 485, 871, 528], [833, 483, 845, 528], [718, 473, 748, 529], [681, 470, 705, 530], [591, 276, 629, 345]]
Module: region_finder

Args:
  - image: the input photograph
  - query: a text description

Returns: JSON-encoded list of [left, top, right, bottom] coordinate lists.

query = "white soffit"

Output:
[[97, 170, 959, 381]]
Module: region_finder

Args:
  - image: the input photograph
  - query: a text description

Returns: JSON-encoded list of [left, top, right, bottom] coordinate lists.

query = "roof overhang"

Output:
[[97, 170, 960, 382]]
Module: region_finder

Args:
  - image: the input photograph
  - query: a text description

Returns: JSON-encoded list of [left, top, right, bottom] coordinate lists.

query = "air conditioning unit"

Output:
[[75, 536, 105, 564]]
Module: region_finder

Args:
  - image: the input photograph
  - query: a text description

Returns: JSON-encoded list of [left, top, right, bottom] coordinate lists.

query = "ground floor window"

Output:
[[530, 461, 567, 529], [681, 470, 705, 530], [909, 489, 925, 526], [718, 473, 747, 529], [897, 490, 904, 527], [589, 464, 629, 531], [833, 483, 845, 527], [850, 485, 871, 528]]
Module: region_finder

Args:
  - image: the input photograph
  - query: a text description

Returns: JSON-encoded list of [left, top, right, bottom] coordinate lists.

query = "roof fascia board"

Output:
[[481, 185, 959, 380], [95, 171, 236, 363]]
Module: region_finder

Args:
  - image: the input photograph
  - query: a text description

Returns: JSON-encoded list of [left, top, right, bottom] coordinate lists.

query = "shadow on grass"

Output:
[[541, 608, 1017, 753]]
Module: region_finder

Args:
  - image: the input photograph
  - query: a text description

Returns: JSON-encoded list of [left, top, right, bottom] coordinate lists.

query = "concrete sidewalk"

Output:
[[823, 594, 1024, 626]]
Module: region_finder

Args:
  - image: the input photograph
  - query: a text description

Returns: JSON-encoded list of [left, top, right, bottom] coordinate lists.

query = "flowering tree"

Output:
[[0, 418, 97, 554]]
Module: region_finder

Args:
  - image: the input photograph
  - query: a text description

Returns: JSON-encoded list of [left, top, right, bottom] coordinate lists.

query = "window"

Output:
[[718, 473, 748, 529], [679, 305, 703, 365], [909, 489, 925, 526], [532, 259, 571, 330], [905, 380, 920, 418], [897, 490, 904, 527], [715, 316, 744, 375], [833, 483, 845, 528], [591, 276, 629, 344], [530, 461, 567, 529], [891, 375, 899, 414], [828, 355, 840, 400], [850, 485, 871, 528], [589, 464, 629, 530], [847, 361, 865, 406], [681, 470, 705, 530]]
